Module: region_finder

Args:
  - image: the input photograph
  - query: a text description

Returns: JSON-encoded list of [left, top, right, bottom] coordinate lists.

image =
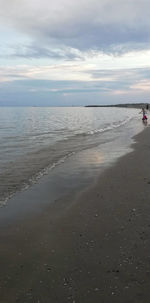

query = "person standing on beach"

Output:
[[140, 107, 147, 121], [146, 104, 149, 110]]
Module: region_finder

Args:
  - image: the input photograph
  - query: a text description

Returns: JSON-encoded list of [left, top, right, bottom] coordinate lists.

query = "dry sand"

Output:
[[0, 127, 150, 303]]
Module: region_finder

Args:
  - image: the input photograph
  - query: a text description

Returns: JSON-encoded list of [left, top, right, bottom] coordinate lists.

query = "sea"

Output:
[[0, 106, 145, 206]]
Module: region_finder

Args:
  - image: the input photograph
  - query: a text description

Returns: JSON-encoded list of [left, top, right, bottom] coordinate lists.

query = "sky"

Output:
[[1, 0, 150, 106]]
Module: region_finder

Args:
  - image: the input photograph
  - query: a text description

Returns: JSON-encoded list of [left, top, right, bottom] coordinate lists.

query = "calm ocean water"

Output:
[[0, 106, 143, 205]]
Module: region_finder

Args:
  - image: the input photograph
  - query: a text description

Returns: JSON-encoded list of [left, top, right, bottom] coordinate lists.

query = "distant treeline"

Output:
[[85, 103, 149, 109]]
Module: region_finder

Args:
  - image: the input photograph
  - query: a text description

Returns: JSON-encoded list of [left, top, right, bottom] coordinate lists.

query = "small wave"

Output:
[[87, 126, 112, 135], [28, 151, 76, 183], [86, 116, 132, 136], [0, 151, 76, 207]]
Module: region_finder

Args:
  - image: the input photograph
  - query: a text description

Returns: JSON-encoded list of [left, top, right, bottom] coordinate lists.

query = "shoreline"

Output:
[[0, 126, 150, 302], [0, 106, 143, 208], [0, 116, 144, 223]]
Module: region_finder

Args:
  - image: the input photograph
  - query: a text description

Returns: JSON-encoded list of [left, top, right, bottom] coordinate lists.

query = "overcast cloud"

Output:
[[1, 0, 150, 50], [0, 0, 150, 105]]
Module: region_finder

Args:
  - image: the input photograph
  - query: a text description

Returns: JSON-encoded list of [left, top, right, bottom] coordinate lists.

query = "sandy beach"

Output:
[[0, 126, 150, 303]]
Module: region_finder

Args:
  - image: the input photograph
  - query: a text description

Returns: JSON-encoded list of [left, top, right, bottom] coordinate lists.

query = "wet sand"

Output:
[[0, 127, 150, 303]]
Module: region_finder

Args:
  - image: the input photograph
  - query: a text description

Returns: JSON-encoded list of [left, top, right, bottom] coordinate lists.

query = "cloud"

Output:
[[2, 47, 150, 84], [1, 0, 150, 53], [1, 65, 150, 98], [131, 80, 150, 92], [10, 43, 84, 60]]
